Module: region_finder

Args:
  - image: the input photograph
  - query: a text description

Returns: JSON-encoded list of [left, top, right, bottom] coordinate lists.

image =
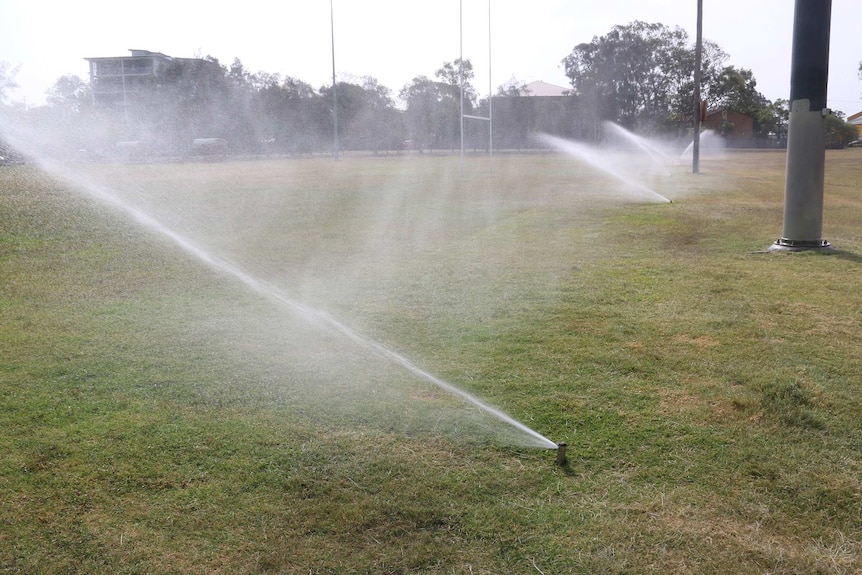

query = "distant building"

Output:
[[703, 109, 754, 139], [489, 81, 581, 148], [847, 111, 862, 137], [521, 81, 570, 97], [84, 49, 216, 108], [83, 49, 227, 155], [85, 49, 172, 107]]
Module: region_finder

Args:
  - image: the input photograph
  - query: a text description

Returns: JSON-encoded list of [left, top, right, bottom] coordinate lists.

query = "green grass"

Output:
[[2, 149, 862, 573]]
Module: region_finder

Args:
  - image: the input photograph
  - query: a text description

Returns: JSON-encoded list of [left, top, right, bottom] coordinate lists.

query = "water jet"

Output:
[[536, 133, 673, 204], [602, 121, 676, 173], [680, 129, 725, 160], [0, 113, 559, 452]]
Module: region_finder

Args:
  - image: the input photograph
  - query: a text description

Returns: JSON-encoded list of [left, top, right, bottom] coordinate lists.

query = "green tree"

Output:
[[319, 81, 366, 150], [250, 75, 320, 153], [667, 39, 727, 127], [759, 98, 789, 142], [707, 66, 766, 116], [496, 77, 529, 97], [825, 112, 858, 148], [399, 75, 442, 149], [436, 58, 476, 109], [562, 21, 792, 142], [157, 55, 233, 146], [355, 76, 401, 152], [46, 75, 90, 111], [0, 61, 20, 104], [562, 21, 694, 132], [399, 61, 468, 151]]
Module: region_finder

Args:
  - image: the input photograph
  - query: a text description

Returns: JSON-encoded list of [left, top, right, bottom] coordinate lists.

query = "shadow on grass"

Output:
[[821, 248, 862, 264], [752, 247, 862, 264]]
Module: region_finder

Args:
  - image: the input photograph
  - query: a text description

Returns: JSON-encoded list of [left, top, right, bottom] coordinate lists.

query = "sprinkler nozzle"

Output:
[[556, 442, 567, 467]]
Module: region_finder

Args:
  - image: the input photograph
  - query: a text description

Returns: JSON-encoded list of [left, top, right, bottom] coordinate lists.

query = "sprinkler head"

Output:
[[556, 442, 567, 467]]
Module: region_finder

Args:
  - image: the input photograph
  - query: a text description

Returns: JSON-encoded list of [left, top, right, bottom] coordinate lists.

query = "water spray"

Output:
[[536, 133, 673, 204], [0, 114, 560, 452]]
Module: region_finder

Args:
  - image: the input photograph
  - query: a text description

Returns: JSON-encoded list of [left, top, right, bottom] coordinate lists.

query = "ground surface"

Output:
[[2, 149, 861, 574]]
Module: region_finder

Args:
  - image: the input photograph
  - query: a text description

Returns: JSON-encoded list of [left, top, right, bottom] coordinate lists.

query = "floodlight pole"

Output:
[[769, 0, 833, 251], [488, 0, 493, 171], [692, 0, 703, 174], [460, 0, 465, 171], [331, 0, 340, 161]]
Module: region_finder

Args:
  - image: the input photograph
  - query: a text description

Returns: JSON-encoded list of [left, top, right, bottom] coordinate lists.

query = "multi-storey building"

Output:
[[84, 49, 178, 108]]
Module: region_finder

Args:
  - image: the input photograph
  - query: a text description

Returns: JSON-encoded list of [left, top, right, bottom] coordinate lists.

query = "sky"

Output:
[[2, 0, 860, 114]]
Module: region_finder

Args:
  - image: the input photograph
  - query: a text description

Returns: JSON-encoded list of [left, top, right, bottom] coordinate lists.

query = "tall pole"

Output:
[[769, 0, 832, 251], [460, 0, 465, 170], [330, 0, 340, 160], [488, 0, 493, 171], [692, 0, 703, 174]]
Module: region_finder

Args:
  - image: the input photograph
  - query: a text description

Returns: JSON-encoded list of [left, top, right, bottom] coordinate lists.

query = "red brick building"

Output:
[[703, 109, 755, 139]]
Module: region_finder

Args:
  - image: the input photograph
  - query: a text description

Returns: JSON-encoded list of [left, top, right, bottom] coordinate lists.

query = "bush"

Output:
[[825, 113, 858, 148]]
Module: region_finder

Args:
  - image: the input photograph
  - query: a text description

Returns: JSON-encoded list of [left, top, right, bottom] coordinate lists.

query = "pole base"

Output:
[[768, 238, 832, 252]]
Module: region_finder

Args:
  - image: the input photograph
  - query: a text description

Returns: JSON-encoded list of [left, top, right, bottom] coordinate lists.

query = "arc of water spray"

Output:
[[1, 129, 557, 449], [602, 121, 675, 172], [537, 133, 673, 203], [125, 195, 556, 449]]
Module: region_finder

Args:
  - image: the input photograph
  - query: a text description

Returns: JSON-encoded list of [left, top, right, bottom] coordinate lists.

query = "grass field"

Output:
[[2, 149, 862, 574]]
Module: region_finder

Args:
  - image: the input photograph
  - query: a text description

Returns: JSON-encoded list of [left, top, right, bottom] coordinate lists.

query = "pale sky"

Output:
[[2, 0, 861, 114]]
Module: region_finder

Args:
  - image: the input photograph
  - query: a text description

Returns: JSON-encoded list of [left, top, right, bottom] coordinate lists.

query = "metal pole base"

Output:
[[768, 238, 832, 252]]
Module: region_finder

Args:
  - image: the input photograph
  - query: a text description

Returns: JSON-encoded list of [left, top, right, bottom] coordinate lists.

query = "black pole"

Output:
[[769, 0, 832, 251]]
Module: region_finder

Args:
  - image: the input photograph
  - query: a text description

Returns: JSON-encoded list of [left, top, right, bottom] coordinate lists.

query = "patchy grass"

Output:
[[2, 149, 862, 573]]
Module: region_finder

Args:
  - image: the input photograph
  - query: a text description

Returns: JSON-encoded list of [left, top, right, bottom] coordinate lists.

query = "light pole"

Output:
[[330, 0, 340, 160], [769, 0, 833, 251], [692, 0, 703, 174]]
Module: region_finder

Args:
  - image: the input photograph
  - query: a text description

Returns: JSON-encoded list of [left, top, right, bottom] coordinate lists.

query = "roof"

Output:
[[523, 81, 569, 97], [84, 49, 173, 63], [847, 111, 862, 125]]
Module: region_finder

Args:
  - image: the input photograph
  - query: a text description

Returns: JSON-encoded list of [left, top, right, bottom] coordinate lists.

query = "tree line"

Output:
[[2, 21, 859, 161]]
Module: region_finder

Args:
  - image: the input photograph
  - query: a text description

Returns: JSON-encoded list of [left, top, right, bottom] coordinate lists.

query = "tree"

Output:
[[496, 77, 529, 97], [46, 75, 90, 111], [250, 75, 320, 153], [825, 112, 858, 148], [562, 21, 695, 132], [0, 61, 19, 104], [399, 61, 470, 151], [227, 58, 253, 89], [157, 55, 233, 145], [562, 21, 791, 143], [319, 81, 366, 150], [489, 79, 540, 149], [668, 39, 727, 127], [354, 76, 401, 152], [707, 66, 765, 116], [436, 58, 477, 109], [759, 98, 789, 142], [400, 76, 443, 149]]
